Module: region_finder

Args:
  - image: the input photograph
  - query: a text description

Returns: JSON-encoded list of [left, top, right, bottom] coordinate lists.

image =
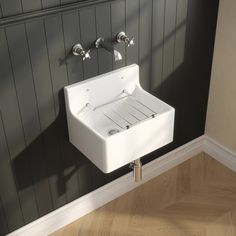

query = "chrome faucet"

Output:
[[95, 37, 122, 61], [113, 49, 122, 61], [72, 43, 91, 61], [116, 32, 134, 47]]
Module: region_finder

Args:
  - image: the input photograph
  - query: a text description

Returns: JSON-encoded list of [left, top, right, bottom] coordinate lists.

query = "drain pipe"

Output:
[[130, 158, 142, 182]]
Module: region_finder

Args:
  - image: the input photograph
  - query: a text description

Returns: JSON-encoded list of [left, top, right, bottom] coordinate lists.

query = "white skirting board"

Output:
[[7, 135, 236, 236], [203, 135, 236, 172]]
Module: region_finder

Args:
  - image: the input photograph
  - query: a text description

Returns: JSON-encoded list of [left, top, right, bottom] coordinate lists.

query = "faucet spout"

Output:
[[95, 37, 122, 61], [114, 49, 122, 61]]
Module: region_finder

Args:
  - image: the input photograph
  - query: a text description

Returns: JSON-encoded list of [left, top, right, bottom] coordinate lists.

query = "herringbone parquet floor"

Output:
[[51, 153, 236, 236]]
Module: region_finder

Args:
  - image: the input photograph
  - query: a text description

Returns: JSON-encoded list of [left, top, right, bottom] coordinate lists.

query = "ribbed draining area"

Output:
[[96, 95, 157, 130]]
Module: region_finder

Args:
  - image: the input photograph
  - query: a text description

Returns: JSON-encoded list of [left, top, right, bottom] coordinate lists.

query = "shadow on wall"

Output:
[[11, 89, 85, 195]]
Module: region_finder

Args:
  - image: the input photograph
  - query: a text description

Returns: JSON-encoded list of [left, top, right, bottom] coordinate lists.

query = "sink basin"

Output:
[[64, 64, 175, 173]]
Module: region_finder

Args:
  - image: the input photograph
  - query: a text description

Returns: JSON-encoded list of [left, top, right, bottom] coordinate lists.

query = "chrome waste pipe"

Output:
[[130, 158, 142, 182]]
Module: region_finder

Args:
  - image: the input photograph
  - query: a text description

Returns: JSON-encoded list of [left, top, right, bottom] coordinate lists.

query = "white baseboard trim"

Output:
[[8, 135, 236, 236], [203, 135, 236, 172]]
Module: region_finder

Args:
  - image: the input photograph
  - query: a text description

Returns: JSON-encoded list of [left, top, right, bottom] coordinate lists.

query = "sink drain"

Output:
[[108, 129, 120, 136]]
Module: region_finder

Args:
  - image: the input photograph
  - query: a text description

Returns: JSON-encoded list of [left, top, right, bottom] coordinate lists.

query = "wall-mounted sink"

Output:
[[64, 64, 175, 173]]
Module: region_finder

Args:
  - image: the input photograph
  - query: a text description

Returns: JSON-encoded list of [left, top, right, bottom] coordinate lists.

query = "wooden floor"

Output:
[[51, 153, 236, 236]]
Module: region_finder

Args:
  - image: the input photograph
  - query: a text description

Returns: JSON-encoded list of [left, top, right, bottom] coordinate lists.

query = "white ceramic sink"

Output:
[[64, 64, 175, 173]]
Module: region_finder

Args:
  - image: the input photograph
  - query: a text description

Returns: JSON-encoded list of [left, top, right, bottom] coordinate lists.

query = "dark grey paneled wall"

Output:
[[0, 0, 218, 234], [0, 0, 95, 17]]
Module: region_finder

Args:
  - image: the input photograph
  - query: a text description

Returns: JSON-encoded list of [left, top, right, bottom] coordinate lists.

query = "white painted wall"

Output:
[[206, 0, 236, 152]]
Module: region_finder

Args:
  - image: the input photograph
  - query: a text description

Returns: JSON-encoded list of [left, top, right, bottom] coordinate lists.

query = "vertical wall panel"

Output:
[[6, 24, 40, 147], [0, 30, 25, 231], [25, 20, 55, 133], [0, 29, 24, 173], [25, 20, 55, 216], [79, 4, 111, 188], [79, 7, 98, 79], [62, 11, 83, 84], [26, 18, 65, 210], [44, 15, 68, 118], [61, 0, 76, 5], [42, 0, 60, 9], [62, 11, 88, 197], [162, 0, 177, 81], [0, 0, 22, 17], [45, 15, 80, 203], [79, 6, 106, 190], [139, 0, 152, 91], [0, 5, 3, 18], [62, 11, 94, 196], [0, 112, 23, 231], [174, 0, 188, 70], [75, 157, 93, 195], [44, 15, 71, 206], [21, 0, 42, 13], [151, 0, 165, 93], [2, 25, 38, 225], [96, 4, 113, 74], [0, 28, 25, 231], [61, 14, 81, 201], [0, 196, 8, 235], [126, 0, 139, 65], [7, 20, 53, 218], [111, 0, 126, 69], [80, 7, 106, 189], [6, 24, 40, 223]]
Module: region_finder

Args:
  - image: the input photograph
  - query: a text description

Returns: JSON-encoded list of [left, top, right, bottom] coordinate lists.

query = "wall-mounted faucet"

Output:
[[116, 32, 134, 47], [72, 43, 91, 61], [95, 37, 122, 61]]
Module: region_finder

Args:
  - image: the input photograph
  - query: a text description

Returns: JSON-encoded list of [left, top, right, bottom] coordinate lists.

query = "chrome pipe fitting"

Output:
[[130, 158, 142, 182]]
